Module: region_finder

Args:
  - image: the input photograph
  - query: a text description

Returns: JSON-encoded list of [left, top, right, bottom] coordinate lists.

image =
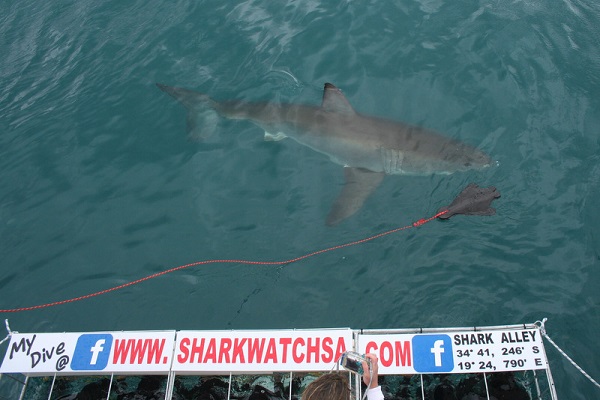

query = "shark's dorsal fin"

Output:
[[321, 83, 355, 115]]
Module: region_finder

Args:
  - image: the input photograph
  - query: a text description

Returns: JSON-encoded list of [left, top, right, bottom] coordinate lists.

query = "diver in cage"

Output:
[[302, 353, 383, 400]]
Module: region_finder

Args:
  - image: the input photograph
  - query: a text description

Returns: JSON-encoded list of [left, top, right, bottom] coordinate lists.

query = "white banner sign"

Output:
[[0, 331, 176, 375], [1, 327, 548, 376], [358, 328, 547, 374], [173, 329, 353, 373]]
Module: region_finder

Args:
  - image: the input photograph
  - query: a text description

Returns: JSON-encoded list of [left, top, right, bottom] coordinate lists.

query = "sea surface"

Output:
[[1, 0, 599, 398]]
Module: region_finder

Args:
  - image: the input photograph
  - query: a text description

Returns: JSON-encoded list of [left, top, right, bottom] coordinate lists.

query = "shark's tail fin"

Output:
[[156, 83, 220, 141]]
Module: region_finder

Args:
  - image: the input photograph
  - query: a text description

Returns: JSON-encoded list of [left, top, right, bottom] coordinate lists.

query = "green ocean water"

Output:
[[1, 0, 599, 398]]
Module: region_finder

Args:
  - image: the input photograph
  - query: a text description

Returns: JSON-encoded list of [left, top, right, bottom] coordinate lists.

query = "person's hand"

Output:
[[362, 353, 379, 388]]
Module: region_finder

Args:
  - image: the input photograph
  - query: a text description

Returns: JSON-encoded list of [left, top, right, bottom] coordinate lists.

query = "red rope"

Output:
[[0, 210, 448, 313]]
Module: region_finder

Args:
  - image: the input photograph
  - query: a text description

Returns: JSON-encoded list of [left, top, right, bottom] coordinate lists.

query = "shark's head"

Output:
[[454, 146, 493, 171], [423, 143, 493, 175]]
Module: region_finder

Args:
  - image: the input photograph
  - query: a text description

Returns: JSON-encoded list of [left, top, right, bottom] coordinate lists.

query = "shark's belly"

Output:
[[293, 134, 456, 176], [288, 132, 385, 171]]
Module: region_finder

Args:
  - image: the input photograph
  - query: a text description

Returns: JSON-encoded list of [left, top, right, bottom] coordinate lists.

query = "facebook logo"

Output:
[[412, 334, 454, 372], [71, 334, 113, 370]]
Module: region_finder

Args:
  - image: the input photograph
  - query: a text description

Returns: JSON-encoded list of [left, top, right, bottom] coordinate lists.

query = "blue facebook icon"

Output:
[[412, 334, 454, 372], [71, 334, 113, 370]]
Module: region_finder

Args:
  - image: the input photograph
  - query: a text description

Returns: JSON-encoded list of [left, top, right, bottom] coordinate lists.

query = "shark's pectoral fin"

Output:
[[326, 168, 385, 226]]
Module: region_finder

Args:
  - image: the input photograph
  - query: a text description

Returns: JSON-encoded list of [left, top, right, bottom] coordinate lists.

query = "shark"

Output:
[[157, 82, 492, 225]]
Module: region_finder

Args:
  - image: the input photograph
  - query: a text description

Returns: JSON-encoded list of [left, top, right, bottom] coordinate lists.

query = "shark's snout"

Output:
[[470, 153, 493, 169], [456, 145, 493, 171]]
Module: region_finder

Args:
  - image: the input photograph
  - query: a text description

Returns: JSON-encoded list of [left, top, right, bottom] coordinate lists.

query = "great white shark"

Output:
[[157, 82, 492, 225]]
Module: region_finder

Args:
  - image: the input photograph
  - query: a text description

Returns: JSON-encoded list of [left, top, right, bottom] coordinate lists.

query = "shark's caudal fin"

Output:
[[326, 167, 385, 226], [156, 83, 219, 140]]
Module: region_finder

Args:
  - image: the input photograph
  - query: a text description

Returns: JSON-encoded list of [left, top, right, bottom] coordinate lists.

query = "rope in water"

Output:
[[0, 320, 16, 346], [536, 318, 600, 390], [0, 211, 446, 313]]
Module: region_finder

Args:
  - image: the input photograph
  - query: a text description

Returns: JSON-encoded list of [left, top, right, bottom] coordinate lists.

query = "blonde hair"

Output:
[[302, 372, 351, 400]]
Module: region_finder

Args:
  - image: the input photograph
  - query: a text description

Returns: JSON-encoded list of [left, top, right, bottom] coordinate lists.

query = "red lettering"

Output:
[[219, 339, 232, 363], [135, 340, 149, 364], [146, 339, 166, 364], [178, 338, 190, 363], [364, 340, 411, 367], [264, 338, 277, 363], [248, 338, 265, 363], [395, 341, 411, 366], [113, 338, 165, 364], [113, 339, 128, 364], [293, 338, 305, 363], [380, 341, 393, 367], [232, 338, 247, 363], [365, 341, 378, 354], [191, 338, 205, 364], [334, 337, 347, 361], [306, 337, 320, 363], [322, 337, 333, 362], [203, 338, 217, 363], [178, 335, 352, 367], [280, 338, 292, 363]]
